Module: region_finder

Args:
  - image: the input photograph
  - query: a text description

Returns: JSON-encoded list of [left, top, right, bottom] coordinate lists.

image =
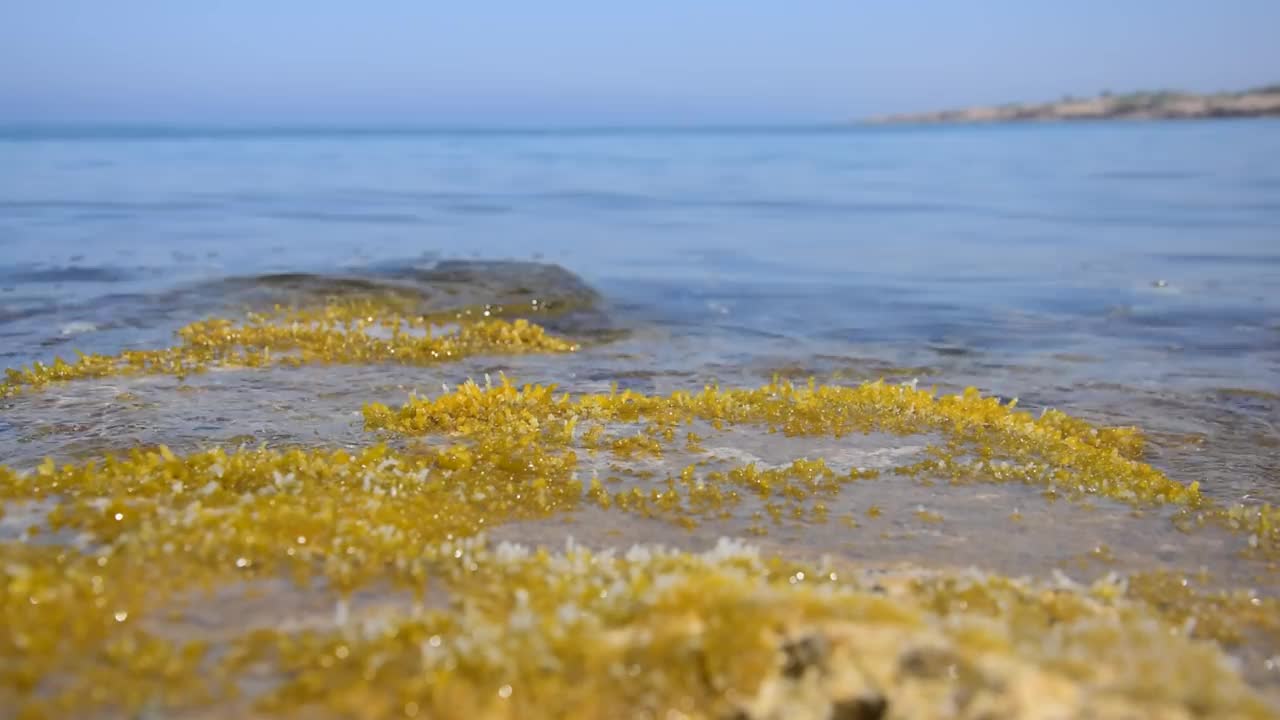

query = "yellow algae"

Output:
[[1, 501, 1277, 720], [0, 303, 575, 397], [4, 301, 1280, 718], [361, 377, 1280, 556], [0, 478, 1276, 720], [365, 378, 1197, 508], [1120, 570, 1280, 647]]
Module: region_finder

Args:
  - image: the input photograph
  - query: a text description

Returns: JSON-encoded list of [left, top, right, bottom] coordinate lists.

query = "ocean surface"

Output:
[[1, 121, 1279, 581]]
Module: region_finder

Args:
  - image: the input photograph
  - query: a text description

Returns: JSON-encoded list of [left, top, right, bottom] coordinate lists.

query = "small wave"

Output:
[[1091, 170, 1205, 181], [928, 345, 980, 357], [710, 197, 957, 216], [1158, 253, 1280, 266], [533, 190, 662, 210], [440, 202, 511, 215], [0, 303, 51, 325], [0, 199, 216, 213], [0, 265, 134, 284], [263, 210, 429, 224], [59, 321, 99, 336]]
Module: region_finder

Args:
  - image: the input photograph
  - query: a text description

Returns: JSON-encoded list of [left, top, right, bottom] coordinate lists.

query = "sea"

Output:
[[1, 120, 1278, 590]]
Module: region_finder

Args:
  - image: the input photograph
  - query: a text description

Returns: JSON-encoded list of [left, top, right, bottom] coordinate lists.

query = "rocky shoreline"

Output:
[[866, 86, 1280, 125]]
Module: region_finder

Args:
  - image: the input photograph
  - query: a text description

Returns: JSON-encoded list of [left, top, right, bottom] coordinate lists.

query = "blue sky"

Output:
[[2, 1, 1278, 125]]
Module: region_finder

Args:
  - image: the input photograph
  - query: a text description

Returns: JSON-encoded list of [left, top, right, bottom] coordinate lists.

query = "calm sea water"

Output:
[[1, 122, 1279, 583], [3, 122, 1278, 365]]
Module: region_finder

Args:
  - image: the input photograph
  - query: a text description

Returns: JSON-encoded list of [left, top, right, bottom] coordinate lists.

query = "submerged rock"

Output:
[[387, 259, 601, 310], [209, 259, 614, 337]]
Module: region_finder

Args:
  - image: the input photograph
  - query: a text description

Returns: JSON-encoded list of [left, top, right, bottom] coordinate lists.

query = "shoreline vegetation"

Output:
[[865, 84, 1280, 125]]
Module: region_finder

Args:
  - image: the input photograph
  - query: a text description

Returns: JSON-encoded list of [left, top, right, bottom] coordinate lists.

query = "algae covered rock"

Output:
[[211, 259, 608, 334]]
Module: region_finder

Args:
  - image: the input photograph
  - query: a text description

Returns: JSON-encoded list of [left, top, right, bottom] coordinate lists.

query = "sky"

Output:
[[2, 1, 1279, 126]]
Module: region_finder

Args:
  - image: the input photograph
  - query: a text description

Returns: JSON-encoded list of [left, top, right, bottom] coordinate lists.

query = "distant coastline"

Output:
[[865, 85, 1280, 125]]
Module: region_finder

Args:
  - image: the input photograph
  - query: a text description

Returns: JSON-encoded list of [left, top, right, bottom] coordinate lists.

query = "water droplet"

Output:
[[498, 685, 512, 699], [114, 611, 128, 622]]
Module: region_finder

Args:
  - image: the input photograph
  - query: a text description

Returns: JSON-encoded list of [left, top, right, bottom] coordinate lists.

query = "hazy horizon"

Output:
[[3, 2, 1280, 126]]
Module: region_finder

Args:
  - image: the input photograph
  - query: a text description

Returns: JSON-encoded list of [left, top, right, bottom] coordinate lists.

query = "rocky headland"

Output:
[[866, 85, 1280, 125]]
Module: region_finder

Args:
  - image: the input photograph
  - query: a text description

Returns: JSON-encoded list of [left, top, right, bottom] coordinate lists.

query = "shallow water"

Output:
[[3, 122, 1277, 493], [2, 122, 1280, 714]]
